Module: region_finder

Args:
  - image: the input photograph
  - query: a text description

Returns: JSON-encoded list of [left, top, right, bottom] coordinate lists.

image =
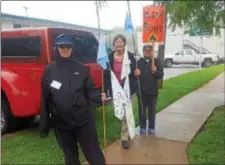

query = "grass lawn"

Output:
[[187, 105, 225, 164], [1, 64, 224, 164]]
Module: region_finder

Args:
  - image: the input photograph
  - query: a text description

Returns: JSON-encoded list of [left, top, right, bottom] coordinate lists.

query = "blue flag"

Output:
[[97, 37, 109, 70], [124, 12, 134, 33]]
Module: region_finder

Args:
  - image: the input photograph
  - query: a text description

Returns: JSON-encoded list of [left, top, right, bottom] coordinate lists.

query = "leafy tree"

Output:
[[154, 0, 225, 36]]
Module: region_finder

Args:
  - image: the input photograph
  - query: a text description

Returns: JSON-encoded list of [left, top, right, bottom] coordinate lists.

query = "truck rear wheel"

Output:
[[18, 116, 35, 129], [1, 99, 18, 135], [203, 59, 212, 67], [164, 59, 173, 68]]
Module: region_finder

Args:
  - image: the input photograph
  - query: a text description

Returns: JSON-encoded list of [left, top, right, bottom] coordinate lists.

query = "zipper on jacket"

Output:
[[68, 68, 71, 91], [145, 61, 149, 76]]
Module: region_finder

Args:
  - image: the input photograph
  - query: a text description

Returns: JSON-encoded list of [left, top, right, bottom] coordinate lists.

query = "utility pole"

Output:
[[181, 34, 184, 49], [23, 6, 28, 17], [199, 35, 203, 69], [23, 6, 29, 28]]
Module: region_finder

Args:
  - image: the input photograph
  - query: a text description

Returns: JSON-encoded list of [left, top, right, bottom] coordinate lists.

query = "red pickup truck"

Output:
[[1, 27, 104, 134]]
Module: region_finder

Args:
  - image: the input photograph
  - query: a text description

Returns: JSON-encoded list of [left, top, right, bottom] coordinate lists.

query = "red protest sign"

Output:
[[143, 5, 166, 43]]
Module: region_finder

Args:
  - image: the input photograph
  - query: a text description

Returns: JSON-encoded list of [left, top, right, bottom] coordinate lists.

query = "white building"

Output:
[[165, 27, 224, 57], [1, 13, 111, 40], [137, 27, 224, 58]]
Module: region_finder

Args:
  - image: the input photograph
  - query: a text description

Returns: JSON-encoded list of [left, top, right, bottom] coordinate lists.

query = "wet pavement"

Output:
[[84, 73, 224, 164], [155, 73, 224, 142], [103, 136, 188, 164]]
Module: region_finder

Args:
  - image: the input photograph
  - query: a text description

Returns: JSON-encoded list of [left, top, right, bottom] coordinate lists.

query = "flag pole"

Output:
[[96, 1, 107, 148], [126, 0, 144, 115], [151, 39, 155, 68], [101, 70, 107, 149]]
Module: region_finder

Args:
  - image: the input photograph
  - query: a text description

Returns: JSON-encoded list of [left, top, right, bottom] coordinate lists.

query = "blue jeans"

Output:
[[137, 94, 158, 129]]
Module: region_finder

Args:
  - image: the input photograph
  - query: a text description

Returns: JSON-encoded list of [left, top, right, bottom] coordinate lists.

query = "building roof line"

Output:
[[1, 12, 111, 33]]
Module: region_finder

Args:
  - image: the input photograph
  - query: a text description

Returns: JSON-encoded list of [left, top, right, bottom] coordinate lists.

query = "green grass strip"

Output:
[[187, 105, 225, 164]]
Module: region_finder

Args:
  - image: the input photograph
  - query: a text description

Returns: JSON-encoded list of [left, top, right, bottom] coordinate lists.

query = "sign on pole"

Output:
[[143, 5, 166, 43], [189, 24, 211, 37], [188, 23, 211, 69], [142, 5, 166, 88]]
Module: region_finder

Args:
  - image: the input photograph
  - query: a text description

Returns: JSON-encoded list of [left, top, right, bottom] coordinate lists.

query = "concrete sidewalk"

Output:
[[155, 73, 224, 142], [100, 73, 224, 164]]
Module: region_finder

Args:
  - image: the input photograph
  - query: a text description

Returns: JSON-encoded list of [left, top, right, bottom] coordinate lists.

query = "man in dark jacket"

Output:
[[134, 45, 164, 135], [40, 34, 106, 165]]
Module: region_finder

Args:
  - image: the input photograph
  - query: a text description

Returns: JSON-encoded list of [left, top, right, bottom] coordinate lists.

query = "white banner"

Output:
[[110, 71, 126, 120], [120, 45, 131, 80], [124, 76, 136, 139]]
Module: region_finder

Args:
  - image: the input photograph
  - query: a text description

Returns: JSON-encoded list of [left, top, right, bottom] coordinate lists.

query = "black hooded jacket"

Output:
[[40, 48, 95, 136]]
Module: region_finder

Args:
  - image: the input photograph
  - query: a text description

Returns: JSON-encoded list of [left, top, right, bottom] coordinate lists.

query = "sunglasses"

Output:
[[144, 49, 152, 52], [59, 44, 72, 49]]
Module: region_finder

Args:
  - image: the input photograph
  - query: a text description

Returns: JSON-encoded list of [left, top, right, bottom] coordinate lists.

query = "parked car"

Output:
[[1, 27, 105, 134], [217, 56, 225, 64], [164, 49, 220, 68]]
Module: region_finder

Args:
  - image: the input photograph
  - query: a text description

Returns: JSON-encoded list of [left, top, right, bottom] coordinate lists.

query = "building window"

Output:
[[13, 24, 22, 28], [185, 49, 194, 55], [23, 24, 30, 28], [1, 36, 41, 57]]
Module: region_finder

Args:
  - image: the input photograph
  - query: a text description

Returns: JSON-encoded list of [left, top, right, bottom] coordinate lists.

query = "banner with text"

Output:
[[110, 70, 126, 120], [142, 5, 166, 43], [124, 76, 136, 139]]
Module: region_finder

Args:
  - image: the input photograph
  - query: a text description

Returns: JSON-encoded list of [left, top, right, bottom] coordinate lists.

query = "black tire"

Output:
[[17, 116, 35, 129], [203, 59, 212, 67], [1, 99, 18, 135], [164, 59, 173, 68]]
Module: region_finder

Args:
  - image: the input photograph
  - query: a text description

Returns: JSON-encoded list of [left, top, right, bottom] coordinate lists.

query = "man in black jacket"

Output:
[[40, 34, 106, 165], [134, 45, 164, 135]]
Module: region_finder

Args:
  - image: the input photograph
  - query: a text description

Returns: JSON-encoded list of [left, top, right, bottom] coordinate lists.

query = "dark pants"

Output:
[[54, 118, 106, 165], [137, 94, 158, 129]]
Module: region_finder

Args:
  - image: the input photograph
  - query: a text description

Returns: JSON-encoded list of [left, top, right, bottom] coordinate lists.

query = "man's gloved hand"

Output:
[[134, 68, 141, 77]]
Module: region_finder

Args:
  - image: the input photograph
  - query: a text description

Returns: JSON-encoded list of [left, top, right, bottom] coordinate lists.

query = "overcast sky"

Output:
[[1, 1, 153, 30]]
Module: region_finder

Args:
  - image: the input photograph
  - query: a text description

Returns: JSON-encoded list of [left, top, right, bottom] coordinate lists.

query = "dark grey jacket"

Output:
[[136, 57, 164, 96]]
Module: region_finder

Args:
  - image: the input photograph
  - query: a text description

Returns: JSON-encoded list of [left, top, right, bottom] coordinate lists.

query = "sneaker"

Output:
[[147, 128, 155, 134], [121, 140, 130, 149], [139, 128, 146, 135]]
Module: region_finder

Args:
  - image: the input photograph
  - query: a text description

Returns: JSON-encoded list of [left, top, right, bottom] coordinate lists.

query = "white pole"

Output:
[[199, 35, 203, 69], [181, 34, 184, 49]]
